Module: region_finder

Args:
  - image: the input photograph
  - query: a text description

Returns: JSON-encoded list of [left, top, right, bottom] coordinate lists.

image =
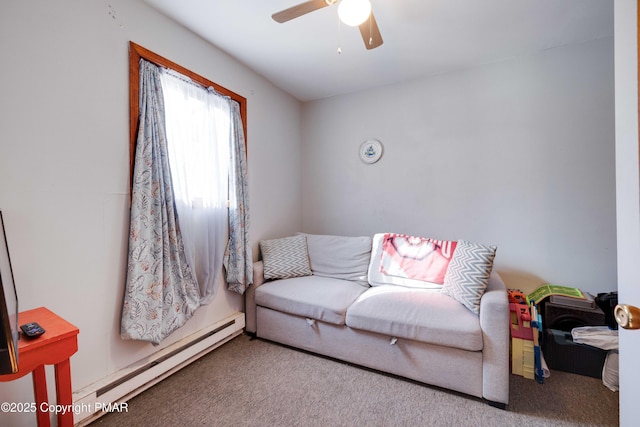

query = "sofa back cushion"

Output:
[[298, 233, 372, 287]]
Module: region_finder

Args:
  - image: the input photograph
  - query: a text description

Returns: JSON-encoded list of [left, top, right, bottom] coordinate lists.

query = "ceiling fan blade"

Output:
[[359, 11, 383, 50], [272, 0, 330, 23]]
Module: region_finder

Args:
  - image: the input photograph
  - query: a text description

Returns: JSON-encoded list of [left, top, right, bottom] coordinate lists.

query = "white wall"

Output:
[[0, 0, 302, 425], [301, 37, 616, 296]]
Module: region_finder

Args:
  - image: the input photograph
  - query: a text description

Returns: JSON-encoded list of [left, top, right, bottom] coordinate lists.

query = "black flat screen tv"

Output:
[[0, 211, 18, 375]]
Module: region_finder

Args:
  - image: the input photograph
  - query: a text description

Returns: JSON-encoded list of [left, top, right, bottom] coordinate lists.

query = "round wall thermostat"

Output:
[[359, 139, 383, 164]]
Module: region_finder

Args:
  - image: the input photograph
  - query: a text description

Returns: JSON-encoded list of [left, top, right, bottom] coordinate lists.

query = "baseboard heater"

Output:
[[74, 312, 245, 426]]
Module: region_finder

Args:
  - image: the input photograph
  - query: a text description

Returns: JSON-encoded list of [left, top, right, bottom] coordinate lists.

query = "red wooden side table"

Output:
[[0, 307, 79, 427]]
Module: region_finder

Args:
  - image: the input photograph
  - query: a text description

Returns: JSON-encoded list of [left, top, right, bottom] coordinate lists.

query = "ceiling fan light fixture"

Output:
[[337, 0, 371, 27]]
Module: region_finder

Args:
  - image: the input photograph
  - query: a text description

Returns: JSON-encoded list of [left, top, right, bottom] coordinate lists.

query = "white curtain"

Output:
[[160, 70, 231, 304]]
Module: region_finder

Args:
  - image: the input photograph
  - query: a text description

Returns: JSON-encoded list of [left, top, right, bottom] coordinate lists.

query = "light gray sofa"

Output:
[[245, 233, 510, 408]]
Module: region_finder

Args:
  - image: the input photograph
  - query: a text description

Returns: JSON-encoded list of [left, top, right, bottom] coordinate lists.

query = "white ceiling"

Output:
[[144, 0, 613, 102]]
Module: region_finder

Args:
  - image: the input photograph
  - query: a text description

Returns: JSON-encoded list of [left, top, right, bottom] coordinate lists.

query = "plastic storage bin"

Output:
[[543, 329, 607, 379]]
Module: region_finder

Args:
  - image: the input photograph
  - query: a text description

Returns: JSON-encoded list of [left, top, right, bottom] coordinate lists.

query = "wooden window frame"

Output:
[[128, 41, 247, 180]]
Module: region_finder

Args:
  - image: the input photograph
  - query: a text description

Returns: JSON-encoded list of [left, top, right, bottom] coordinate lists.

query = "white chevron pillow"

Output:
[[441, 240, 497, 315], [260, 235, 312, 280]]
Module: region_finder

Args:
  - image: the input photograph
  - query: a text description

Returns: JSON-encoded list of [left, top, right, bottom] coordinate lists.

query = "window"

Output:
[[128, 42, 247, 182], [127, 42, 251, 306]]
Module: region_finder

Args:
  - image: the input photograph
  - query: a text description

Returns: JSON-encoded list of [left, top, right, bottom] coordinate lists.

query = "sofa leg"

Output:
[[486, 400, 506, 410]]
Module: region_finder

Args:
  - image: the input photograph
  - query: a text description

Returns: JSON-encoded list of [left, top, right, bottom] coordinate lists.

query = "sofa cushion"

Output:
[[255, 276, 368, 326], [299, 233, 372, 287], [441, 240, 497, 315], [345, 285, 483, 351], [259, 235, 312, 280]]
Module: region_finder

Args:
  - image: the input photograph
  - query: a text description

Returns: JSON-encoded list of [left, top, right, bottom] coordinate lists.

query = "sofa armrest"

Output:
[[245, 261, 266, 334], [479, 270, 510, 405]]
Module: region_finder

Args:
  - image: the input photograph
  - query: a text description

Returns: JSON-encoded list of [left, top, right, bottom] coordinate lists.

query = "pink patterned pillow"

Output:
[[379, 233, 457, 284]]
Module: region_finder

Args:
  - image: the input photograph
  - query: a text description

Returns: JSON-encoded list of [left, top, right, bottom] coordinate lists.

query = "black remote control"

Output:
[[20, 322, 46, 338]]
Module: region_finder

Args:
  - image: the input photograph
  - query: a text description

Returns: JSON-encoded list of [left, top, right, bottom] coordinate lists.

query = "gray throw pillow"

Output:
[[260, 235, 312, 280], [442, 240, 497, 315]]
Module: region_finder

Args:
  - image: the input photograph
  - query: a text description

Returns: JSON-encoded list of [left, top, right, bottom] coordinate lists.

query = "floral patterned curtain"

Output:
[[121, 59, 201, 345], [224, 101, 253, 294]]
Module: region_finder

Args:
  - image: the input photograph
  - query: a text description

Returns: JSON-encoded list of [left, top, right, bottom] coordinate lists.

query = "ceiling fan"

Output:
[[272, 0, 383, 50]]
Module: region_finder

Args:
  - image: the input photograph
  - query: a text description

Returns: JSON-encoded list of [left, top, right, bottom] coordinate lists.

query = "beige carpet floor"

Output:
[[92, 334, 619, 426]]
